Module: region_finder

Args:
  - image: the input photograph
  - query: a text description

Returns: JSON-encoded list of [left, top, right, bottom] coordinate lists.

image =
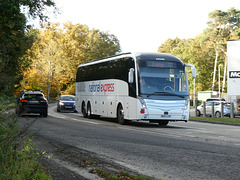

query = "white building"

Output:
[[227, 40, 240, 112]]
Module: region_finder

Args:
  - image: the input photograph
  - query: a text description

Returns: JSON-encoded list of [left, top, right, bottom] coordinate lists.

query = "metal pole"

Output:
[[211, 102, 215, 117], [222, 59, 227, 93], [203, 102, 206, 117], [230, 102, 234, 118], [220, 102, 224, 118], [193, 78, 195, 107], [218, 64, 222, 98], [195, 102, 198, 117]]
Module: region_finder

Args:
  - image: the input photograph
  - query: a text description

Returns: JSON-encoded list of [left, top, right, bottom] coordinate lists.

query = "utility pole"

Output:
[[218, 64, 222, 98], [212, 51, 219, 91]]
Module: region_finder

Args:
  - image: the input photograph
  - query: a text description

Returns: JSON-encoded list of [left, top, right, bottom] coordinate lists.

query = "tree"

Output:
[[157, 36, 214, 93], [157, 8, 240, 97], [201, 8, 240, 92], [158, 37, 181, 53], [0, 0, 56, 95], [21, 22, 121, 97]]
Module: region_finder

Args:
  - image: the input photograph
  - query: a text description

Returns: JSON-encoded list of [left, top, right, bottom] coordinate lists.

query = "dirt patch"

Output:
[[33, 135, 139, 180]]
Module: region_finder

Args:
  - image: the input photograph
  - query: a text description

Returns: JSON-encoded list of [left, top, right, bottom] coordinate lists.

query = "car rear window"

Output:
[[24, 94, 44, 100]]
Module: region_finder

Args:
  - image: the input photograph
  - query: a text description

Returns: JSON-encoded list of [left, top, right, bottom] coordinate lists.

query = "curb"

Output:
[[190, 119, 240, 126]]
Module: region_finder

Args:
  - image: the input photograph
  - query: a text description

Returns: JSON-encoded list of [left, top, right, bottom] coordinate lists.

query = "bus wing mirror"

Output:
[[186, 64, 197, 79], [192, 67, 197, 79], [128, 68, 135, 83]]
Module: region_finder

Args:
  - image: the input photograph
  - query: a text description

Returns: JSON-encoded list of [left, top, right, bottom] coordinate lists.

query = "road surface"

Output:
[[19, 104, 240, 180]]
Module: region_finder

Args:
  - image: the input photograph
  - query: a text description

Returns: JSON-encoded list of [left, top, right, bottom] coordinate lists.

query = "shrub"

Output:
[[0, 96, 51, 179]]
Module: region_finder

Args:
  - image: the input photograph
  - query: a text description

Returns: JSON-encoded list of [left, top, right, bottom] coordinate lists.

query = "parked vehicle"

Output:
[[57, 95, 77, 112], [205, 98, 225, 103], [16, 89, 48, 117], [197, 101, 235, 118]]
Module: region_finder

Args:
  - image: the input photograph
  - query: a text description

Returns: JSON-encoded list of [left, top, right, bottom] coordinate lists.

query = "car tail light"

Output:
[[40, 100, 47, 103], [20, 100, 27, 102]]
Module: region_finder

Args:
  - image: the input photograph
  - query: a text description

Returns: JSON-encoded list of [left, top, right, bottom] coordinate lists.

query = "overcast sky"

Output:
[[42, 0, 240, 52]]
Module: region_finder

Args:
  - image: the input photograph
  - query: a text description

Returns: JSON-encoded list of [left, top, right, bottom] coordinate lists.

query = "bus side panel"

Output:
[[92, 96, 99, 115], [124, 97, 138, 120], [107, 96, 116, 118], [75, 82, 82, 113], [77, 80, 130, 118], [98, 95, 107, 116]]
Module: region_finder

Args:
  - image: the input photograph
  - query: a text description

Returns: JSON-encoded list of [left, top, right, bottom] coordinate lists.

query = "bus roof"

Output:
[[78, 52, 183, 68], [134, 52, 182, 61]]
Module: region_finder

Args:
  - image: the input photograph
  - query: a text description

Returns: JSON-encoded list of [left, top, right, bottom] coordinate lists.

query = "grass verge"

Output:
[[0, 95, 52, 179], [190, 116, 240, 125], [90, 168, 161, 180]]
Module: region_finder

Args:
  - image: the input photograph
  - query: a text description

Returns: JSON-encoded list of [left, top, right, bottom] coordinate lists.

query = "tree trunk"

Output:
[[212, 50, 218, 91], [222, 57, 227, 93]]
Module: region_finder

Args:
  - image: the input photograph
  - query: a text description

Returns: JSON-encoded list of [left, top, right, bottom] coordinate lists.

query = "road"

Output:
[[19, 104, 240, 180]]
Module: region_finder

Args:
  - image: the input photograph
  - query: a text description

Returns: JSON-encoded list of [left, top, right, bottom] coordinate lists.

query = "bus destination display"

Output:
[[146, 61, 178, 68]]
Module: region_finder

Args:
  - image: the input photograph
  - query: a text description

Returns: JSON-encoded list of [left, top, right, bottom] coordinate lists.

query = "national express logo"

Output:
[[89, 83, 114, 93], [229, 71, 240, 78]]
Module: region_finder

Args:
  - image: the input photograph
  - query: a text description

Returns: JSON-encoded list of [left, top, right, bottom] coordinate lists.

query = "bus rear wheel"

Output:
[[82, 102, 87, 118], [87, 103, 93, 119], [117, 104, 126, 125]]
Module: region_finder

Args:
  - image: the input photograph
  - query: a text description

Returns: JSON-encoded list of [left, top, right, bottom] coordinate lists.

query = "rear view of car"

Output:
[[57, 95, 77, 112], [16, 89, 48, 117]]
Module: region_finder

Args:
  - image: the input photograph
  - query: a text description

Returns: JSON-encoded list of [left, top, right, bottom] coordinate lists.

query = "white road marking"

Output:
[[49, 113, 101, 125], [71, 118, 101, 125]]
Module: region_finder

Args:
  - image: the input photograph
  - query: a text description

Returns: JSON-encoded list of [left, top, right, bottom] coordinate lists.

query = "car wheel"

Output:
[[196, 110, 201, 117], [43, 112, 48, 117], [17, 110, 22, 117], [215, 111, 221, 118]]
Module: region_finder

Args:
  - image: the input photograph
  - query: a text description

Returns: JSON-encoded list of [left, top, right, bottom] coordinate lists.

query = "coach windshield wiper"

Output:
[[147, 92, 185, 98]]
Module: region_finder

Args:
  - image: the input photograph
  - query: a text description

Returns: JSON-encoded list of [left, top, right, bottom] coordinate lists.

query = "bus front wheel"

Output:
[[117, 104, 126, 125]]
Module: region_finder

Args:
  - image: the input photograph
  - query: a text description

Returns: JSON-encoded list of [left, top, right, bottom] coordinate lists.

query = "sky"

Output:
[[42, 0, 240, 52]]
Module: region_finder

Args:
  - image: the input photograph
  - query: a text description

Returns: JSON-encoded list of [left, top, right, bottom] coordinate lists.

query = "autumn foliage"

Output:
[[20, 22, 121, 98]]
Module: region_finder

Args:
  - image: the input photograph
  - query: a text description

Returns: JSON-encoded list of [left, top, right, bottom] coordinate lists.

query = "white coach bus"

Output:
[[75, 52, 196, 125]]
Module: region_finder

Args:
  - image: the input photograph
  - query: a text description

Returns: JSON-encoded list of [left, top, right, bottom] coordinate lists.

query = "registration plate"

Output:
[[65, 106, 72, 108], [29, 100, 39, 104], [161, 115, 171, 118]]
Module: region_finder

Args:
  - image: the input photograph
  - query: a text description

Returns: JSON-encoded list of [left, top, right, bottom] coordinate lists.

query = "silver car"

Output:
[[197, 101, 235, 118]]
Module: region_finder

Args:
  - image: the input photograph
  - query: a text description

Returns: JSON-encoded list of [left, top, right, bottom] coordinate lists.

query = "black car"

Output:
[[57, 95, 77, 112], [16, 89, 48, 117]]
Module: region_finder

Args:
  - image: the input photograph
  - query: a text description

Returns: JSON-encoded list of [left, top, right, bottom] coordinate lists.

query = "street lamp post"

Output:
[[218, 64, 223, 98]]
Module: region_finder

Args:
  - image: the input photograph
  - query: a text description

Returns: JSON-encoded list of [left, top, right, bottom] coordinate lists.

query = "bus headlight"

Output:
[[184, 99, 189, 110], [138, 97, 146, 107]]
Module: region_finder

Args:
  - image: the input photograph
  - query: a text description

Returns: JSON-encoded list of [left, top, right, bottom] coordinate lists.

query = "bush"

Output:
[[0, 96, 51, 179]]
